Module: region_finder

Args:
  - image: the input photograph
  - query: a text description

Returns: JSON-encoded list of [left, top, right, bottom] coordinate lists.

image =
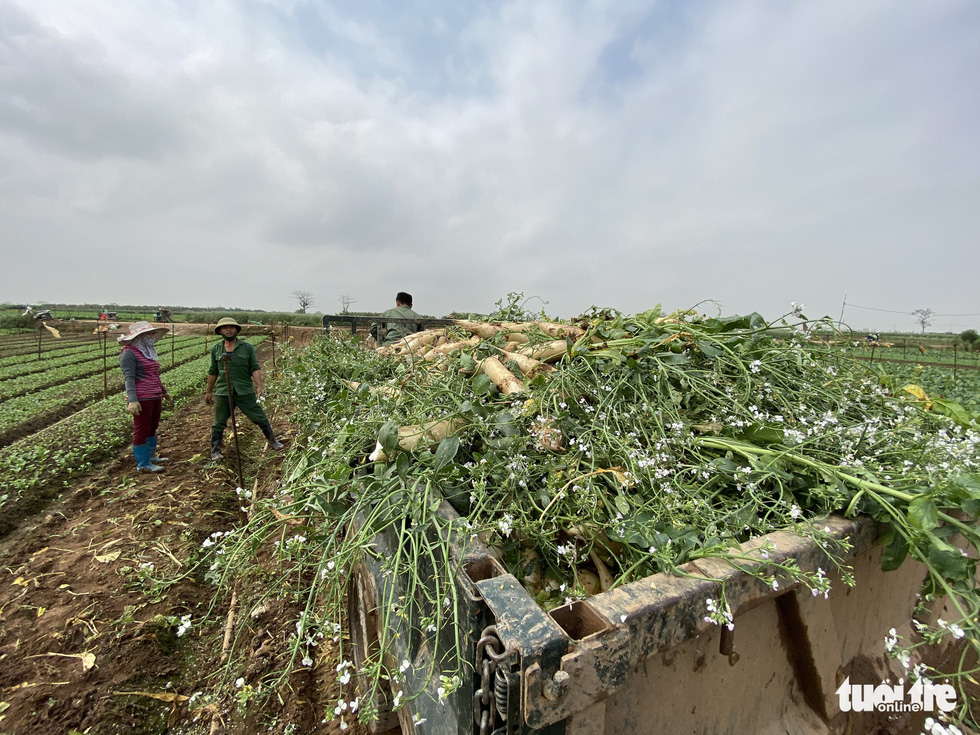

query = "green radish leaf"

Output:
[[379, 421, 400, 454], [433, 435, 460, 471], [927, 545, 971, 582], [697, 340, 723, 359], [880, 528, 909, 571], [739, 423, 785, 446], [472, 373, 494, 395], [961, 498, 980, 516], [908, 496, 939, 531], [492, 411, 520, 437]]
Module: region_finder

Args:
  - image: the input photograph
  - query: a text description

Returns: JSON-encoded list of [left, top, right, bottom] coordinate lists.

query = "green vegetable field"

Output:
[[0, 332, 267, 512]]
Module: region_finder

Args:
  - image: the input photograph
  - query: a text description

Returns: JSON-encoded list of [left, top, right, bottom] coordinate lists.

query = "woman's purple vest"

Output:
[[122, 345, 163, 400]]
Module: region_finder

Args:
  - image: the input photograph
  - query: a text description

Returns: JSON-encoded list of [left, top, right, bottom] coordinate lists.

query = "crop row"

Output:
[[0, 338, 245, 445], [0, 337, 267, 505], [882, 362, 980, 412], [0, 335, 100, 361], [0, 335, 204, 384], [0, 336, 127, 366]]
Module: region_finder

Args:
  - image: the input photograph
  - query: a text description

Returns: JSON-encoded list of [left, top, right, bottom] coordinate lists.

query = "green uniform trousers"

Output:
[[212, 392, 270, 434]]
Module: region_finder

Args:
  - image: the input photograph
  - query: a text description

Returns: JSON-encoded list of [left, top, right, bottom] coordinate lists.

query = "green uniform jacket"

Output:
[[371, 305, 423, 345], [207, 339, 260, 396]]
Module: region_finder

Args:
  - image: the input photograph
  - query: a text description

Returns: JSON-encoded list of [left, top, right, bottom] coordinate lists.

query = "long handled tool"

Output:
[[221, 353, 245, 490]]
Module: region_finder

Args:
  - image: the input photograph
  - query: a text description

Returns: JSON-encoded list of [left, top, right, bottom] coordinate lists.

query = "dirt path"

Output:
[[0, 351, 369, 734]]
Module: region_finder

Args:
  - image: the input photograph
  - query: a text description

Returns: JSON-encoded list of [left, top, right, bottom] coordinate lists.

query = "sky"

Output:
[[1, 0, 978, 332]]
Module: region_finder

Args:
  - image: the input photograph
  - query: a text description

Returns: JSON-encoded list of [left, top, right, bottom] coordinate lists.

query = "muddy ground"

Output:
[[0, 340, 373, 735]]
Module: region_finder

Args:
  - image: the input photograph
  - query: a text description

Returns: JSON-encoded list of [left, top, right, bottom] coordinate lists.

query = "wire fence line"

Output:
[[840, 298, 979, 334]]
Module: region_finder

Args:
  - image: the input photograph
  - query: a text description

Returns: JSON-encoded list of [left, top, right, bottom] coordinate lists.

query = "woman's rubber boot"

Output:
[[260, 423, 284, 450], [133, 444, 164, 473], [147, 436, 169, 463], [210, 430, 224, 461]]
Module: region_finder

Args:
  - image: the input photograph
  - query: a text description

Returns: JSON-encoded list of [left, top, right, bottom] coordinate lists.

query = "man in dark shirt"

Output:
[[205, 317, 283, 460], [370, 292, 423, 346]]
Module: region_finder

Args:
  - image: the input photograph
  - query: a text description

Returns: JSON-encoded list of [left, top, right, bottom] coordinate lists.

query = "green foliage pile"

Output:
[[209, 306, 980, 730]]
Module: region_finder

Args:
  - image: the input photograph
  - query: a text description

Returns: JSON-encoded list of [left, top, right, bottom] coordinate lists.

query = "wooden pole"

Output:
[[37, 322, 43, 360], [103, 330, 108, 399], [222, 355, 245, 490], [171, 323, 175, 368]]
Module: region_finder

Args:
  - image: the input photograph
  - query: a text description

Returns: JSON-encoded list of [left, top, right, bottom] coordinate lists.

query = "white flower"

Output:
[[399, 659, 410, 673], [925, 717, 964, 735], [790, 505, 802, 519], [302, 656, 313, 667], [235, 677, 245, 688], [885, 628, 899, 653]]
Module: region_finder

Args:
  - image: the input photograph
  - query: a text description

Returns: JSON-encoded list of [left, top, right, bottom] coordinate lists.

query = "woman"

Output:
[[118, 321, 171, 473]]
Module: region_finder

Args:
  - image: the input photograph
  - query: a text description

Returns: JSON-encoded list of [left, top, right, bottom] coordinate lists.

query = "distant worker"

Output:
[[205, 317, 283, 460], [370, 291, 423, 347], [118, 321, 172, 473]]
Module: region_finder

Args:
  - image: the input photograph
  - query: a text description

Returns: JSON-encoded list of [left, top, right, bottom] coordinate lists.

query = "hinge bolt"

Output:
[[542, 670, 570, 701]]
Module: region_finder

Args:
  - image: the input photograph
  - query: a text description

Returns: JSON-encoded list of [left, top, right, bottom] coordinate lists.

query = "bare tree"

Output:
[[911, 308, 935, 334], [291, 290, 315, 314], [337, 294, 358, 313]]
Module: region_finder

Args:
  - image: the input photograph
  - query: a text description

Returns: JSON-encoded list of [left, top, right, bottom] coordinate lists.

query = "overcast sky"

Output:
[[1, 1, 978, 331]]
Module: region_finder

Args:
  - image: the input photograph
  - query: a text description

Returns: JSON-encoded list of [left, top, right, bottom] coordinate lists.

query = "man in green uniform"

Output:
[[205, 317, 283, 460], [370, 291, 423, 346]]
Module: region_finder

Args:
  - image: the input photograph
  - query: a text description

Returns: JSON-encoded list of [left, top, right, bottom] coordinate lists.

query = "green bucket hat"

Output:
[[214, 317, 242, 334]]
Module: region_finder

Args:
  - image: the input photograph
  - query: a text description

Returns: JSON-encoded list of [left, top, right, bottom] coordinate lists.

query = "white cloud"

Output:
[[0, 0, 977, 331]]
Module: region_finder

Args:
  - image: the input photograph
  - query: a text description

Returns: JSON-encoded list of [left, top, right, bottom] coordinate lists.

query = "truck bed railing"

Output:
[[322, 314, 455, 336]]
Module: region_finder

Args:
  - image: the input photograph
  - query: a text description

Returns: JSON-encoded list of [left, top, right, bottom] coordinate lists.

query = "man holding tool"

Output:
[[205, 317, 283, 460]]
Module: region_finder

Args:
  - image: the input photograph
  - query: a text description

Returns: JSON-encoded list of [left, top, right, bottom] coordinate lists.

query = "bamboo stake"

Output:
[[219, 591, 238, 665], [222, 355, 245, 490], [102, 330, 108, 399]]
